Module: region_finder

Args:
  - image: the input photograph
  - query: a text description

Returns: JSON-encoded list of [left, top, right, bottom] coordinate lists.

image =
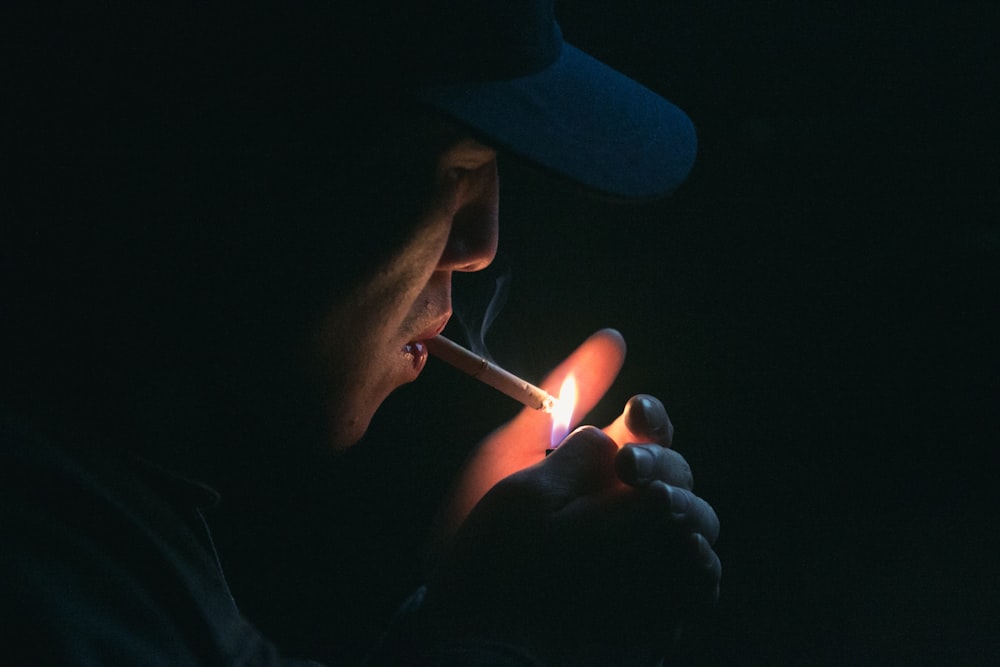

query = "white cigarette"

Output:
[[425, 335, 558, 413]]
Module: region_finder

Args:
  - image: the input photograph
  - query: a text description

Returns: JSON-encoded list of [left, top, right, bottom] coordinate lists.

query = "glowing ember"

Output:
[[550, 373, 578, 448]]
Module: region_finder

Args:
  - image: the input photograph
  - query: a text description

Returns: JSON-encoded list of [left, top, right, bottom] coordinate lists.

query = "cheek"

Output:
[[307, 212, 454, 449], [318, 340, 390, 450], [309, 269, 435, 449]]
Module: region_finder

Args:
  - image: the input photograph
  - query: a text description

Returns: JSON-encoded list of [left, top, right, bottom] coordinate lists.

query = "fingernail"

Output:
[[631, 446, 655, 482], [625, 395, 671, 439]]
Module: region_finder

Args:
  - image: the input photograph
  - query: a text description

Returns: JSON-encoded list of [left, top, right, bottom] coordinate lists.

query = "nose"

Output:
[[436, 169, 499, 273]]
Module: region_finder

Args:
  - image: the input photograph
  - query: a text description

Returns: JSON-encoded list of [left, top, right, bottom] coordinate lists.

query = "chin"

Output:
[[327, 415, 372, 452], [323, 368, 403, 451], [325, 390, 386, 452]]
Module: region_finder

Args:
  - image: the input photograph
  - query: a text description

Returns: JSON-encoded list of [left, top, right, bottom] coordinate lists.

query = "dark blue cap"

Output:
[[410, 0, 697, 200], [9, 2, 695, 201]]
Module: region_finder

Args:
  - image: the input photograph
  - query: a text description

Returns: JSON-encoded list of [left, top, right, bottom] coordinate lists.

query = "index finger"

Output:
[[615, 444, 694, 490], [512, 328, 627, 439]]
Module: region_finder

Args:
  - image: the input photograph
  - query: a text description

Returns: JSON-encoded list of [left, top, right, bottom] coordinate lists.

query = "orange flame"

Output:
[[550, 373, 578, 448]]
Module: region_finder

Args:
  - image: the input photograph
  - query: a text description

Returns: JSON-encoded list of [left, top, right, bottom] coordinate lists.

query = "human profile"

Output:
[[1, 2, 720, 665]]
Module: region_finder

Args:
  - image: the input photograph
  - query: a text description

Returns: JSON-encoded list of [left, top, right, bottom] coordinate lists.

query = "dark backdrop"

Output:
[[211, 2, 1000, 665]]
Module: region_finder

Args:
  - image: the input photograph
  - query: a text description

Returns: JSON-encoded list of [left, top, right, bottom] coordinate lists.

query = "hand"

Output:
[[422, 424, 721, 664], [431, 329, 713, 546], [607, 393, 722, 610], [423, 329, 721, 664], [432, 328, 628, 545]]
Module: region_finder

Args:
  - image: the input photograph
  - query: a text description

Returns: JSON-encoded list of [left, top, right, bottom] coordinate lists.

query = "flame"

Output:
[[550, 373, 578, 448]]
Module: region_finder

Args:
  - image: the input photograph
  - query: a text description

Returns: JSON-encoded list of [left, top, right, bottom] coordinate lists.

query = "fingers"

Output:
[[581, 478, 721, 614], [687, 532, 723, 605], [624, 395, 673, 445], [603, 393, 673, 450], [539, 426, 620, 499], [615, 443, 693, 490], [644, 480, 720, 545], [431, 330, 625, 546], [639, 481, 723, 607]]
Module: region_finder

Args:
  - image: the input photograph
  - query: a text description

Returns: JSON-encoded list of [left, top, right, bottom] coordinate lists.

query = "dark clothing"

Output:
[[0, 420, 316, 665], [0, 421, 541, 666]]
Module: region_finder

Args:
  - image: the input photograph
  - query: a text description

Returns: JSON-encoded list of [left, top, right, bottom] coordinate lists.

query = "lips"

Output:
[[409, 313, 452, 346], [402, 313, 451, 371], [403, 339, 427, 362]]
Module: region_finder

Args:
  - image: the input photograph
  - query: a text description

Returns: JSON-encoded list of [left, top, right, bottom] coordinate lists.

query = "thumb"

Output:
[[540, 426, 620, 498], [604, 394, 674, 448]]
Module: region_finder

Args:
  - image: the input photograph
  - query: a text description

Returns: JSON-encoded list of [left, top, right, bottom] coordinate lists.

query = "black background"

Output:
[[212, 2, 1000, 665]]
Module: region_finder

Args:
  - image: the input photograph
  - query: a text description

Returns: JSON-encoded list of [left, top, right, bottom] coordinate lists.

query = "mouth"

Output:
[[402, 312, 451, 369]]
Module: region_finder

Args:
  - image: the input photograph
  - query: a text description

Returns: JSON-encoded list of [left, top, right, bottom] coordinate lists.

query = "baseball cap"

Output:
[[404, 0, 697, 200], [7, 2, 694, 202]]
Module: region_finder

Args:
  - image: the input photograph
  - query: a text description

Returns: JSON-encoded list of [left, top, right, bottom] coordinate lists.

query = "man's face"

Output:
[[312, 137, 499, 449]]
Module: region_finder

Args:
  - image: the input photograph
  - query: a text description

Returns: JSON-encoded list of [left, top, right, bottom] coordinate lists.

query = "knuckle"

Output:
[[659, 448, 694, 489], [677, 459, 694, 489]]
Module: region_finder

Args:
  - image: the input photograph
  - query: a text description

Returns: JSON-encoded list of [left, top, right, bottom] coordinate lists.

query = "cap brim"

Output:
[[417, 43, 697, 201]]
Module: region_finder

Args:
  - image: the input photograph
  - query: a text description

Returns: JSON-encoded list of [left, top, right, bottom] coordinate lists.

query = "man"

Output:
[[2, 2, 720, 664]]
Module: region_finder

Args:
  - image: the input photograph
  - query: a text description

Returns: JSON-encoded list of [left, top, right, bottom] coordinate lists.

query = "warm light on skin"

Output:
[[431, 328, 627, 546], [550, 373, 578, 448], [603, 410, 636, 449], [311, 137, 499, 450]]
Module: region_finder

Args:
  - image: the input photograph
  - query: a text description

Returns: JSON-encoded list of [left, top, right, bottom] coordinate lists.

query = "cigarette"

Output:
[[425, 335, 558, 413]]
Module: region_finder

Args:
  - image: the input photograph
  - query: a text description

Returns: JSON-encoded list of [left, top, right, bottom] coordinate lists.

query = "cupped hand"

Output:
[[424, 328, 721, 663], [604, 392, 721, 610], [432, 328, 627, 543], [423, 425, 721, 664]]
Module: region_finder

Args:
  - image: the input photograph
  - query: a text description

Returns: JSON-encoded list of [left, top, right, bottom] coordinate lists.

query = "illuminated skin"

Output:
[[302, 132, 720, 662], [426, 338, 723, 662], [311, 138, 499, 449]]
